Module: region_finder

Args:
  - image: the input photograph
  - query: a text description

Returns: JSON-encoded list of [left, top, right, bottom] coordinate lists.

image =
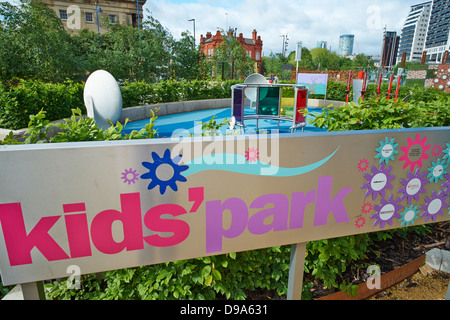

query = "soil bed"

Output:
[[246, 221, 450, 300]]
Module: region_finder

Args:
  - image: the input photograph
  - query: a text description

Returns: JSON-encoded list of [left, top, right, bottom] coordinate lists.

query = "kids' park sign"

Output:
[[0, 127, 449, 287]]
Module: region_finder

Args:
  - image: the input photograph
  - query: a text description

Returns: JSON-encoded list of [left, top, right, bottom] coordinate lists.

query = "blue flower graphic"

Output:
[[375, 137, 398, 165], [141, 149, 189, 194]]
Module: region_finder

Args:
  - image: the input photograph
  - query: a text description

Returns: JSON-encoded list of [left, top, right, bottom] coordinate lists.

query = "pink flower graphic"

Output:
[[245, 147, 259, 163], [399, 134, 431, 172], [431, 145, 442, 157], [357, 159, 370, 173], [361, 202, 373, 214], [355, 217, 366, 229]]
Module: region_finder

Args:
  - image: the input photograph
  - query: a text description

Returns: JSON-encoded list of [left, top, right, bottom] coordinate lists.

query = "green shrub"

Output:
[[0, 79, 84, 130], [0, 79, 241, 130], [310, 93, 450, 131]]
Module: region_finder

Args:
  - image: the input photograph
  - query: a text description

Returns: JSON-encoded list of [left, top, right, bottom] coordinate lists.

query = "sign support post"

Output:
[[287, 242, 307, 300], [21, 281, 45, 300]]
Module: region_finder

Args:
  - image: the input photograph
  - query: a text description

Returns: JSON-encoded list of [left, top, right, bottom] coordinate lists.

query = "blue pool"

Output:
[[121, 107, 325, 138]]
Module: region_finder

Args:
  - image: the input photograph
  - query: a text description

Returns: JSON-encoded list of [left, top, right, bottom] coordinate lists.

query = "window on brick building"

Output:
[[85, 12, 93, 23], [59, 9, 68, 20]]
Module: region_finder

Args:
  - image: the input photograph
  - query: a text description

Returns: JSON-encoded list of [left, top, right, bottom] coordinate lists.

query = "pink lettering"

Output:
[[143, 204, 190, 247], [90, 193, 144, 254], [0, 192, 192, 266], [0, 203, 69, 266]]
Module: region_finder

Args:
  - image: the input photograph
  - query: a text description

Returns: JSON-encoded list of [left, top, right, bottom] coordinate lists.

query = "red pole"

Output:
[[345, 70, 352, 103], [387, 74, 394, 99], [376, 73, 382, 98], [361, 72, 368, 101], [394, 75, 401, 102]]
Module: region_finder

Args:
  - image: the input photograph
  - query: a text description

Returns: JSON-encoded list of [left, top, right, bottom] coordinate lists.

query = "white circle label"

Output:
[[371, 173, 387, 191], [381, 144, 394, 158], [404, 210, 416, 222], [379, 204, 395, 221], [406, 178, 421, 195], [428, 199, 442, 215], [432, 165, 443, 177]]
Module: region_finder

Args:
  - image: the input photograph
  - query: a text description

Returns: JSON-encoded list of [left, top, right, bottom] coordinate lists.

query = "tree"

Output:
[[0, 0, 82, 82], [92, 15, 174, 82], [171, 31, 205, 80], [213, 31, 256, 80], [352, 54, 375, 71], [261, 52, 287, 77], [310, 48, 341, 70]]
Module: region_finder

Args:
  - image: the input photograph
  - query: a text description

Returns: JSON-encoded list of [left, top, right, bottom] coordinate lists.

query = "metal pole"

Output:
[[137, 0, 142, 56], [188, 19, 196, 48], [95, 1, 101, 47], [287, 242, 307, 300], [21, 281, 45, 300]]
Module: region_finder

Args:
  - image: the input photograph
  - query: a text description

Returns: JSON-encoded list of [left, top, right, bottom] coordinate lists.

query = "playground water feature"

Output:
[[121, 106, 326, 138]]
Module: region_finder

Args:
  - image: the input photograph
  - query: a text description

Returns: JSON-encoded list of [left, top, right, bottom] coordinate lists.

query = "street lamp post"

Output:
[[95, 1, 102, 47], [137, 0, 142, 57], [188, 18, 195, 48]]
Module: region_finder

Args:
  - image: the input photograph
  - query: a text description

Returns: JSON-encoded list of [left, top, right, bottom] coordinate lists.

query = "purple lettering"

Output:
[[205, 198, 248, 253], [289, 190, 316, 229], [314, 176, 353, 226], [248, 194, 289, 234]]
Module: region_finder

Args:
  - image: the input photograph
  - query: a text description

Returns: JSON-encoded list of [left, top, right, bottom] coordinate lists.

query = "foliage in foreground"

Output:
[[309, 89, 450, 131], [0, 79, 240, 130]]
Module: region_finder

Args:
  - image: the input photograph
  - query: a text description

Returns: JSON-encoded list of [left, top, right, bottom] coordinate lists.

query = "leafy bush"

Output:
[[0, 80, 85, 130], [0, 79, 240, 130], [309, 93, 450, 131]]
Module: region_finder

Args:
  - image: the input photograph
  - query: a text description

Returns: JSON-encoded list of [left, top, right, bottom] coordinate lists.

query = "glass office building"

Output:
[[425, 0, 450, 63], [338, 34, 354, 56], [381, 31, 400, 67], [397, 2, 432, 62]]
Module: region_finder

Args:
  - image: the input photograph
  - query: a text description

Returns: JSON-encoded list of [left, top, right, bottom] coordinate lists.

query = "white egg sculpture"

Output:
[[83, 70, 122, 129]]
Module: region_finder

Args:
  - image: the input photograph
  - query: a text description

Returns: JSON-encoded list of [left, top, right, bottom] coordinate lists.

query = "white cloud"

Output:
[[144, 0, 422, 56]]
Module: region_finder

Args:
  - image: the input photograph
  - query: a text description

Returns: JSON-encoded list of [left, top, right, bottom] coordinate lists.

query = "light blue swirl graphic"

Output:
[[184, 147, 340, 177]]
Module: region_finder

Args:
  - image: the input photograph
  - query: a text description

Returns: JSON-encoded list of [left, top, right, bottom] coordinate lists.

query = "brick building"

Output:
[[40, 0, 146, 34], [200, 29, 263, 73]]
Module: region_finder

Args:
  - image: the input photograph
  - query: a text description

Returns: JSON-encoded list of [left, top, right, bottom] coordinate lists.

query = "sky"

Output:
[[143, 0, 424, 56], [1, 0, 424, 56]]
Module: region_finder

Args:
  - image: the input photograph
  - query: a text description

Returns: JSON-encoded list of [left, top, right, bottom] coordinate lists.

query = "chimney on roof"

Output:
[[252, 29, 257, 41]]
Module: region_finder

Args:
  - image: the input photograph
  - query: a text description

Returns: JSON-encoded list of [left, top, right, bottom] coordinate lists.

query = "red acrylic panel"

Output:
[[295, 89, 308, 124]]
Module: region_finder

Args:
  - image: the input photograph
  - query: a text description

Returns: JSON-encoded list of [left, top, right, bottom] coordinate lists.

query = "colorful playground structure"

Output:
[[230, 74, 308, 133]]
